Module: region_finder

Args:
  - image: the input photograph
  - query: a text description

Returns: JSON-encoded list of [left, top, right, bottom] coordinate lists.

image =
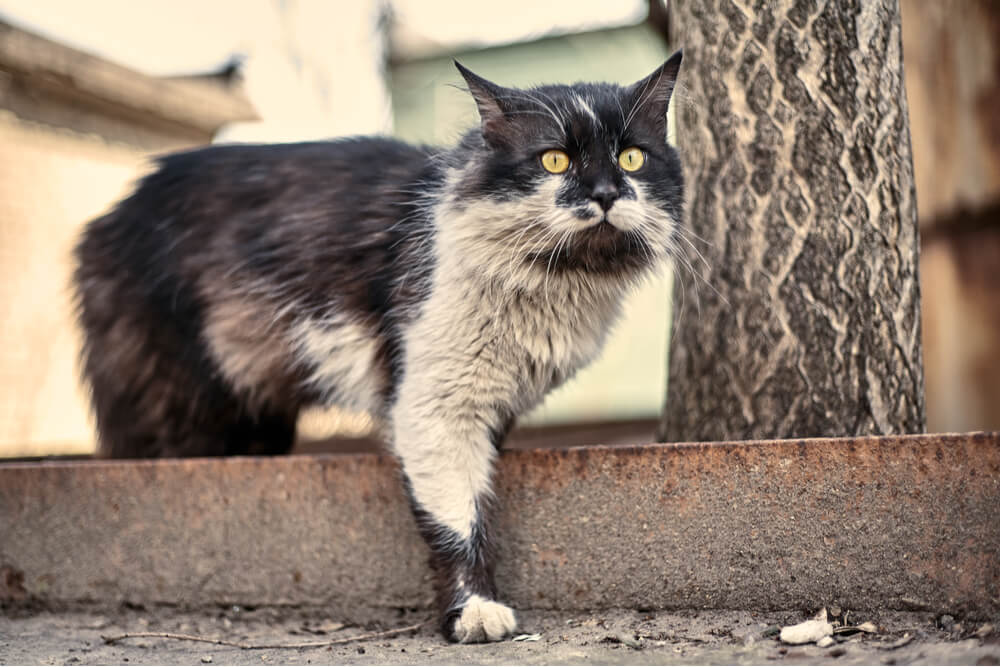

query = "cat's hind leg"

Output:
[[78, 289, 298, 458], [85, 343, 298, 458]]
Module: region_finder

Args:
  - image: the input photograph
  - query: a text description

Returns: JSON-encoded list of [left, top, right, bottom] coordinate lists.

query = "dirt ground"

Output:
[[2, 606, 998, 665]]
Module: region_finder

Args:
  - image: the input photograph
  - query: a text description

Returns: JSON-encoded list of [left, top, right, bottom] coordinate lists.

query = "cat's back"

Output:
[[150, 137, 432, 196], [91, 137, 435, 236], [76, 136, 438, 304]]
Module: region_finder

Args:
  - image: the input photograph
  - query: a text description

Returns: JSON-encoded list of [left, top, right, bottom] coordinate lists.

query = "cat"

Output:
[[73, 51, 684, 643]]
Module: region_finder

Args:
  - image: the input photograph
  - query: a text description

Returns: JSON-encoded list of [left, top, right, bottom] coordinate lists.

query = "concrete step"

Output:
[[1, 432, 998, 619]]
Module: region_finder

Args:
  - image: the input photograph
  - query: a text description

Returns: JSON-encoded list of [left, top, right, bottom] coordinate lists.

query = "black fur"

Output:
[[75, 138, 441, 456]]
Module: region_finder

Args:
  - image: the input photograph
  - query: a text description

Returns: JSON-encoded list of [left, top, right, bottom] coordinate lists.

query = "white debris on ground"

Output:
[[856, 621, 878, 633], [779, 608, 834, 645]]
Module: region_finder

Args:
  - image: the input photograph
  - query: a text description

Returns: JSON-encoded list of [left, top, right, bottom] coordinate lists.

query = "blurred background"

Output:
[[0, 0, 997, 457]]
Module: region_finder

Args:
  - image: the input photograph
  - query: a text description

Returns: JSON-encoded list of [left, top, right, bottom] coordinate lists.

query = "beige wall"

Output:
[[901, 0, 1000, 227], [901, 0, 1000, 432], [0, 112, 150, 455], [921, 232, 1000, 433]]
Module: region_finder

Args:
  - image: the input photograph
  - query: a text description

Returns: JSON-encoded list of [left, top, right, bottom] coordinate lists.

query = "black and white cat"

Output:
[[74, 52, 684, 642]]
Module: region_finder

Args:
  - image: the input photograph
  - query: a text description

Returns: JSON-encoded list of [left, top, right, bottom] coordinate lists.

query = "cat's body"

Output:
[[74, 54, 684, 642]]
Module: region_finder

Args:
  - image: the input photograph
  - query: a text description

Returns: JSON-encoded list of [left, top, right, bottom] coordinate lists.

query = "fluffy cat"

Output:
[[73, 52, 684, 642]]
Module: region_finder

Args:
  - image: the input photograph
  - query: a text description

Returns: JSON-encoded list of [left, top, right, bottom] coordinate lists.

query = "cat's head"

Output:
[[440, 52, 683, 288]]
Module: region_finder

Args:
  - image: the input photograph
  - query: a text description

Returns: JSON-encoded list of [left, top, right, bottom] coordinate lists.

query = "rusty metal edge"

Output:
[[2, 429, 995, 468]]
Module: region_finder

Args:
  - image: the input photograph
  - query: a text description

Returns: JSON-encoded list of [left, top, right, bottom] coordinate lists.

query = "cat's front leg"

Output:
[[391, 388, 517, 642]]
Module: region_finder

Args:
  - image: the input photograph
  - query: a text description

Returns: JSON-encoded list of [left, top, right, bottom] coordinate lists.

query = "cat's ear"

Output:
[[625, 49, 682, 138], [454, 61, 518, 148]]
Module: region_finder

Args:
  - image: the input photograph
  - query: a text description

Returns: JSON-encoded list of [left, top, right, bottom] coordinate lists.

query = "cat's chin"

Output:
[[579, 219, 622, 247], [523, 222, 656, 277]]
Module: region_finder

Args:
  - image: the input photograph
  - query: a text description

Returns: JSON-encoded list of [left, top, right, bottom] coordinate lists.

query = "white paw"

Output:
[[452, 595, 517, 643]]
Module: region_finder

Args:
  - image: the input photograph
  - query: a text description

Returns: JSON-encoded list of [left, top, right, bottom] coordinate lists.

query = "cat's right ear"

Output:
[[625, 49, 683, 140], [455, 61, 516, 148]]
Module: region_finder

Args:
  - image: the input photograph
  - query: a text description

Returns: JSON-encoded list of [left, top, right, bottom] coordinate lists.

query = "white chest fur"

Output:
[[401, 251, 626, 419]]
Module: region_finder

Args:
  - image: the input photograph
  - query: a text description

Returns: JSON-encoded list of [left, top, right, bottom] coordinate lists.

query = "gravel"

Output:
[[1, 606, 997, 665]]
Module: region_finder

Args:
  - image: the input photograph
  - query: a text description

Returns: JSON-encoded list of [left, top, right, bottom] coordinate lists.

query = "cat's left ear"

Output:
[[626, 49, 683, 138], [455, 61, 518, 148]]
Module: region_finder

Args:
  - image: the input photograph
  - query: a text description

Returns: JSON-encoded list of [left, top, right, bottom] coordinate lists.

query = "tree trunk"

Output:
[[659, 0, 925, 442]]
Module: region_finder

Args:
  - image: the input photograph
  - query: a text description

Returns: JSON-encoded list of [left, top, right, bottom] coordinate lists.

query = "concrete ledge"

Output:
[[1, 433, 998, 619]]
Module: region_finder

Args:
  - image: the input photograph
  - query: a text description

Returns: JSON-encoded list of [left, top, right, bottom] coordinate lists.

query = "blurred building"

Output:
[[901, 0, 1000, 432], [0, 20, 256, 454], [0, 0, 393, 456]]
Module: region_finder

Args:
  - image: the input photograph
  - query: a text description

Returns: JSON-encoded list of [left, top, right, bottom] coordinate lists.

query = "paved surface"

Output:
[[2, 607, 998, 665], [3, 433, 999, 618]]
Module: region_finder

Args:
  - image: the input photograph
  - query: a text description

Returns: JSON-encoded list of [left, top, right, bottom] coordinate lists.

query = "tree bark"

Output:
[[659, 0, 925, 442]]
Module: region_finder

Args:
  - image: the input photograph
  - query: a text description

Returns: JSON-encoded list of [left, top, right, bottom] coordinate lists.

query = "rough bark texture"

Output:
[[660, 0, 925, 442]]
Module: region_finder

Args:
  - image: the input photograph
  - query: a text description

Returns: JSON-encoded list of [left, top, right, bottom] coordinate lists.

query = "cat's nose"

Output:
[[590, 182, 619, 212]]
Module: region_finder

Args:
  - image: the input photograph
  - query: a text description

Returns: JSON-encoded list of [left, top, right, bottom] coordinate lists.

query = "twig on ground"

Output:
[[833, 622, 877, 635], [101, 622, 423, 650], [876, 633, 914, 650]]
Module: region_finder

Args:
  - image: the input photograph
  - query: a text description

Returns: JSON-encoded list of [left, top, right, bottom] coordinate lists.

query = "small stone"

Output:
[[763, 625, 782, 638], [200, 656, 212, 664], [817, 636, 835, 648], [939, 614, 955, 631], [780, 619, 834, 645], [316, 621, 345, 633], [976, 623, 995, 638], [857, 621, 878, 633], [829, 606, 842, 619]]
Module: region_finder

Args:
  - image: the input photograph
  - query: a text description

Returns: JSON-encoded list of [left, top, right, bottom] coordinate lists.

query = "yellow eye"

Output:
[[540, 149, 570, 174], [618, 147, 645, 172]]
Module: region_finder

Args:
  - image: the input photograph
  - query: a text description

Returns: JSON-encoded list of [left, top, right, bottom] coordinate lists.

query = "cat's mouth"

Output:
[[580, 210, 617, 229], [582, 219, 619, 241]]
